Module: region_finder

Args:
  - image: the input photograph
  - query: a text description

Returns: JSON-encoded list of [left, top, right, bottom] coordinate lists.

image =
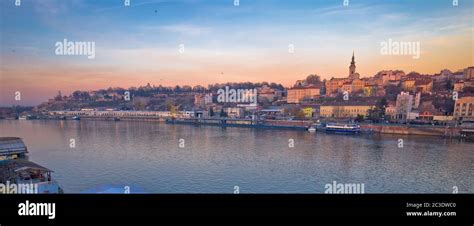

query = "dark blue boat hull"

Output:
[[323, 128, 361, 134]]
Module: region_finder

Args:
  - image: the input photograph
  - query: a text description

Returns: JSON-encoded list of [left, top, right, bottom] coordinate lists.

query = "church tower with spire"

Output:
[[349, 51, 356, 78], [349, 51, 359, 80]]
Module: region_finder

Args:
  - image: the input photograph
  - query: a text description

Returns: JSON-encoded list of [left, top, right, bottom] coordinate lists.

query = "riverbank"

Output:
[[4, 117, 467, 138], [360, 124, 461, 137], [165, 118, 464, 137], [165, 118, 309, 130]]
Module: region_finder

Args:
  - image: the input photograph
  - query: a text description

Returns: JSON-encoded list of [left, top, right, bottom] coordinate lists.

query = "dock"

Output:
[[166, 118, 310, 130]]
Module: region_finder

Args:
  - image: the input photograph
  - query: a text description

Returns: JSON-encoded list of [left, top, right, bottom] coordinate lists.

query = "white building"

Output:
[[50, 110, 195, 118], [413, 92, 421, 109], [395, 92, 413, 121], [194, 93, 213, 108]]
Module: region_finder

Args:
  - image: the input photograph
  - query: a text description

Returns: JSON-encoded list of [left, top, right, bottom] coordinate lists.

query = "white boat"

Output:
[[308, 126, 316, 132], [322, 123, 361, 134]]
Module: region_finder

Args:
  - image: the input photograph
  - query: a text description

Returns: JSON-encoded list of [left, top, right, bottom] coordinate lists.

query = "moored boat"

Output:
[[0, 137, 62, 194], [322, 123, 361, 134]]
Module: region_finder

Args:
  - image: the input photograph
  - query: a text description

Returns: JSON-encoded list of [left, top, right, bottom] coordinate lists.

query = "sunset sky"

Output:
[[1, 0, 473, 105]]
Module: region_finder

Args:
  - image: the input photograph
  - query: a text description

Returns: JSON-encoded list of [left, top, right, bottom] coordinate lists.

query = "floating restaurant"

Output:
[[0, 137, 62, 194], [0, 137, 28, 161]]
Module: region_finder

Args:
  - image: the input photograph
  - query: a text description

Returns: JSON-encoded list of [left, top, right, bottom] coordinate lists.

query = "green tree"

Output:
[[72, 91, 82, 100], [355, 114, 365, 122], [444, 99, 455, 114], [306, 74, 322, 85], [166, 100, 177, 116], [384, 84, 402, 101], [133, 101, 144, 110], [446, 80, 453, 90], [209, 107, 214, 117], [368, 98, 387, 122], [219, 109, 228, 117], [377, 98, 388, 116]]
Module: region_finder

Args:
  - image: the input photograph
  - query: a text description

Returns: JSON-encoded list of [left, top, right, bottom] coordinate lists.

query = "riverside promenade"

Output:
[[41, 110, 465, 137], [166, 118, 463, 137], [360, 124, 461, 137]]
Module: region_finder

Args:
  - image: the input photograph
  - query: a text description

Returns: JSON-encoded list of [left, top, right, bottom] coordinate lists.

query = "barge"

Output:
[[321, 123, 361, 134]]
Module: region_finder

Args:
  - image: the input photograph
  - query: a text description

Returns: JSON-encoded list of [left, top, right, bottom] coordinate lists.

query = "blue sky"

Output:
[[1, 0, 473, 105], [2, 0, 471, 55]]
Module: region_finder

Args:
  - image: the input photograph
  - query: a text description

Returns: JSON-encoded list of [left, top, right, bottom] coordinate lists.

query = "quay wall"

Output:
[[360, 124, 461, 137], [80, 116, 165, 122], [43, 111, 464, 137]]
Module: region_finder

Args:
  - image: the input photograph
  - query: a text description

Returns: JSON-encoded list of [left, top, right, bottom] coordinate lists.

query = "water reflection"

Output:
[[0, 120, 472, 193]]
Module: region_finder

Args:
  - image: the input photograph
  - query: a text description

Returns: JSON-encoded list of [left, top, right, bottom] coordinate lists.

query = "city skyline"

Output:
[[1, 0, 473, 105]]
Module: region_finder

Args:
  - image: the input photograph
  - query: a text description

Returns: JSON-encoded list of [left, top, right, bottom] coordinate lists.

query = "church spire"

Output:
[[351, 51, 355, 64], [349, 51, 356, 77]]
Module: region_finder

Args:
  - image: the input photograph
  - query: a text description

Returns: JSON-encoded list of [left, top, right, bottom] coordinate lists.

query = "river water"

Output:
[[1, 120, 472, 193]]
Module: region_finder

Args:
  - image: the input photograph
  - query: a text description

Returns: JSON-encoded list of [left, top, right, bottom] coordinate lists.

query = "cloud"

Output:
[[32, 0, 81, 15], [95, 0, 192, 12], [312, 4, 383, 16], [140, 24, 212, 36]]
